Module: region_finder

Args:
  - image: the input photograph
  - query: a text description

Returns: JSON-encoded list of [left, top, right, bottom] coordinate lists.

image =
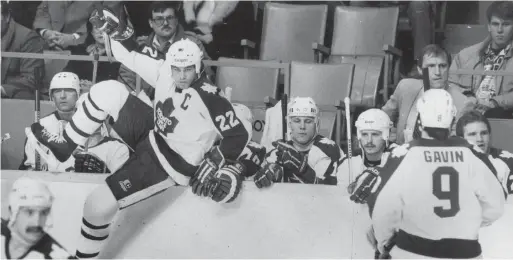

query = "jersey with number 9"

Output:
[[369, 137, 505, 247]]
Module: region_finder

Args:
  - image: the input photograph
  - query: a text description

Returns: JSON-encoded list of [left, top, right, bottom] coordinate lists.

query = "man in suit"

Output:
[[33, 1, 124, 50], [1, 1, 45, 100], [382, 44, 470, 144]]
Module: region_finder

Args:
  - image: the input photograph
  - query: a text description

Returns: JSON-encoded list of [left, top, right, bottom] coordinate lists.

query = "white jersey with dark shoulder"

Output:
[[110, 39, 250, 185], [368, 137, 505, 258]]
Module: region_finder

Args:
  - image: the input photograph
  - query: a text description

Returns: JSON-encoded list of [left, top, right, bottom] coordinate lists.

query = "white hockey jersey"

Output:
[[21, 112, 130, 173], [110, 40, 250, 185], [369, 137, 505, 258], [489, 147, 513, 195], [337, 143, 398, 190]]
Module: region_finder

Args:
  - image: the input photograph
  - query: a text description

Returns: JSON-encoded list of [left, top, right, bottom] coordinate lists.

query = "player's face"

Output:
[[359, 130, 386, 155], [171, 65, 197, 89], [463, 121, 491, 153], [488, 16, 513, 49], [150, 8, 178, 39], [289, 116, 316, 145], [52, 89, 78, 112], [11, 206, 50, 244], [420, 54, 449, 89]]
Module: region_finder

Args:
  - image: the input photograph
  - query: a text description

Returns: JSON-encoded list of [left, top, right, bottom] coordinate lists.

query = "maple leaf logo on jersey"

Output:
[[155, 98, 179, 135], [391, 143, 409, 158], [319, 137, 335, 146], [201, 83, 218, 94], [500, 150, 513, 159]]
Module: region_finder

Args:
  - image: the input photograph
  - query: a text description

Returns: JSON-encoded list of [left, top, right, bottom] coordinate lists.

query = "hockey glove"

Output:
[[349, 168, 382, 204], [208, 162, 244, 203], [272, 141, 308, 173], [254, 162, 284, 189], [74, 152, 109, 173], [89, 6, 133, 41], [190, 146, 225, 197]]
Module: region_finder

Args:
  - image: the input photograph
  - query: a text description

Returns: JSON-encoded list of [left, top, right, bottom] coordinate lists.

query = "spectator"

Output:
[[382, 44, 469, 144], [456, 110, 513, 195], [183, 1, 256, 59], [62, 17, 121, 89], [449, 1, 513, 115], [118, 1, 210, 106], [1, 1, 45, 100], [20, 72, 130, 173], [253, 97, 344, 188], [33, 1, 124, 50], [1, 177, 72, 259]]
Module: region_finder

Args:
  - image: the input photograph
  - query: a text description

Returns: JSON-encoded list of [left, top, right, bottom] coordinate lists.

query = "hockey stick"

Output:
[[422, 67, 430, 91], [281, 93, 288, 141], [344, 96, 352, 182], [34, 67, 43, 171]]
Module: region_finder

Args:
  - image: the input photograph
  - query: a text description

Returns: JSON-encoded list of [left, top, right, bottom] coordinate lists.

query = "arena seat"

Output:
[[315, 6, 402, 108], [289, 62, 355, 146], [215, 58, 280, 142], [442, 24, 488, 55], [1, 99, 55, 170], [241, 2, 328, 63]]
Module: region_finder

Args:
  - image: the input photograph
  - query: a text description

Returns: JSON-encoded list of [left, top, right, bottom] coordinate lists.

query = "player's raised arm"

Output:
[[89, 6, 163, 87]]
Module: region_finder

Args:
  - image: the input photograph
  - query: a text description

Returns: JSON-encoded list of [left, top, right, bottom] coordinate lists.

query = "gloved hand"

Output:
[[272, 141, 308, 173], [89, 6, 133, 41], [190, 146, 225, 197], [208, 162, 244, 203], [74, 152, 109, 173], [254, 162, 283, 189], [348, 167, 382, 204]]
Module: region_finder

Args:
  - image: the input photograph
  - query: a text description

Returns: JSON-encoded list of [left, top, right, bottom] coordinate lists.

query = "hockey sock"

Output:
[[75, 217, 111, 258], [66, 81, 129, 146]]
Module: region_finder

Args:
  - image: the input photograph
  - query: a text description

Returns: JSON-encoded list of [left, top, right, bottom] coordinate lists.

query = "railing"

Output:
[[0, 51, 291, 99]]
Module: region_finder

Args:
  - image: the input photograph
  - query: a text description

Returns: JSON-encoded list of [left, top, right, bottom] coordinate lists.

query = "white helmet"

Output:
[[8, 177, 54, 228], [49, 72, 80, 95], [355, 108, 392, 141], [166, 38, 203, 74], [417, 89, 456, 129], [287, 97, 319, 120], [232, 103, 254, 133]]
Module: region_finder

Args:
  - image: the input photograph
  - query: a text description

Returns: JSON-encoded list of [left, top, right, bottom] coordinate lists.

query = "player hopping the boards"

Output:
[[26, 7, 250, 258], [352, 89, 506, 259]]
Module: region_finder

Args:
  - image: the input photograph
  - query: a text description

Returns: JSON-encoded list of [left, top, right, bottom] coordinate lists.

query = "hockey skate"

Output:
[[29, 122, 78, 162]]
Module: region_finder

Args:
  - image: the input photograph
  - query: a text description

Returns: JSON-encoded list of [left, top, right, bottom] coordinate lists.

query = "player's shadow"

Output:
[[99, 185, 187, 258]]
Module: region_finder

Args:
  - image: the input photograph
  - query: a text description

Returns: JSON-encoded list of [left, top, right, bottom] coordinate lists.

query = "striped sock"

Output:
[[67, 93, 109, 146], [75, 218, 111, 258]]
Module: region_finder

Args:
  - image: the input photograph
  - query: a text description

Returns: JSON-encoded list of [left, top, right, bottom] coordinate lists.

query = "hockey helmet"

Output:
[[166, 38, 203, 74], [417, 89, 456, 129], [8, 177, 53, 228], [355, 108, 392, 141], [287, 97, 319, 121], [49, 72, 81, 95]]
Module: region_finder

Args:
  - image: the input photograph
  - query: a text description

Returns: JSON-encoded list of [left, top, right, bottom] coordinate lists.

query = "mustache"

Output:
[[26, 226, 43, 233], [364, 144, 376, 148]]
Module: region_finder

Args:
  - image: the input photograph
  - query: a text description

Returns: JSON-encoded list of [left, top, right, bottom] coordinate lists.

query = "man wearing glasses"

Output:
[[118, 1, 210, 107]]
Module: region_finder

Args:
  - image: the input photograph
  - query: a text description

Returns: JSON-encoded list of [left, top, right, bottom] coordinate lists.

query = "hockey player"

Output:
[[19, 72, 130, 173], [26, 7, 249, 258], [456, 110, 513, 195], [339, 108, 397, 195], [1, 177, 72, 259], [254, 97, 344, 187], [359, 89, 505, 259]]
